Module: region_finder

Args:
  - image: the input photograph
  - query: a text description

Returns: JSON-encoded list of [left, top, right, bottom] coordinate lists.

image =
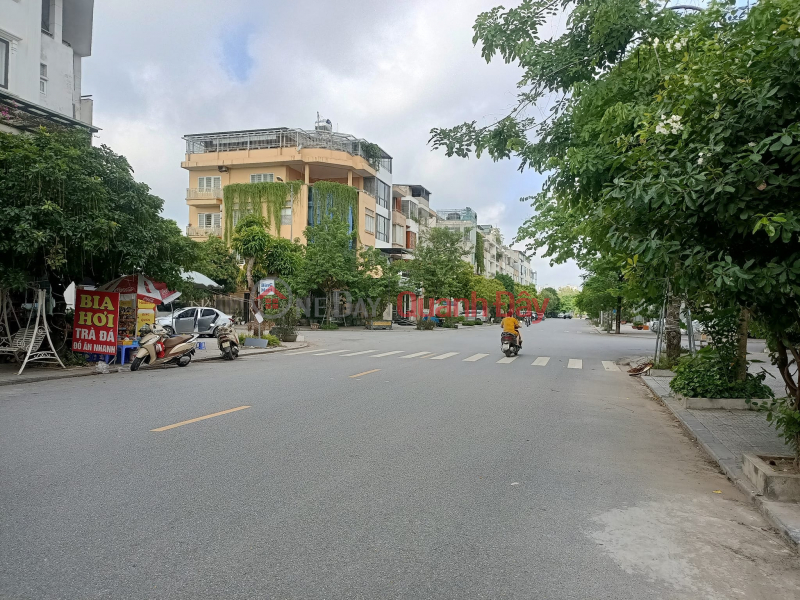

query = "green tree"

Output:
[[351, 247, 401, 325], [296, 220, 358, 324], [0, 128, 197, 339], [494, 273, 515, 294], [406, 227, 472, 301], [230, 214, 272, 323], [539, 287, 561, 317], [194, 236, 241, 294]]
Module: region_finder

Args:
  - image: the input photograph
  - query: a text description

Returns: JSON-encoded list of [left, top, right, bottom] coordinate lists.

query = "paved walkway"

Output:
[[642, 373, 800, 548]]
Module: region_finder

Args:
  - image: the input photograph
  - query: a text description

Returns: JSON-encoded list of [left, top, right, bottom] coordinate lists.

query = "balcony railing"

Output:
[[184, 127, 393, 173], [186, 187, 223, 200], [186, 226, 221, 237]]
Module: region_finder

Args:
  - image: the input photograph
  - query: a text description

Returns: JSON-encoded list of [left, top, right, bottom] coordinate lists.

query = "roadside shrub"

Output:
[[418, 319, 436, 331], [60, 349, 88, 366], [442, 317, 459, 328], [238, 333, 247, 346], [669, 348, 773, 399], [461, 321, 474, 326], [320, 322, 339, 330], [261, 334, 281, 347], [474, 318, 482, 325]]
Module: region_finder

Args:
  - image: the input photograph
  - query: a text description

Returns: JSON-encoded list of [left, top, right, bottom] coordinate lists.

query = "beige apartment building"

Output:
[[477, 224, 536, 287], [182, 119, 393, 248]]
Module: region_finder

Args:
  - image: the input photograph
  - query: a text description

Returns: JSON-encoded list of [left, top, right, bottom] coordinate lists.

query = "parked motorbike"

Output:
[[216, 323, 239, 360], [500, 331, 521, 357], [130, 324, 197, 371]]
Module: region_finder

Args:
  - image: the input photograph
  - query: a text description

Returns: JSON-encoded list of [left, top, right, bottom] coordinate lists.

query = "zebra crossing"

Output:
[[284, 348, 623, 370]]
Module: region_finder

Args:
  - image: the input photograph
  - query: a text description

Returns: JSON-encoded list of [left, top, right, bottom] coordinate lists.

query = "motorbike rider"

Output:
[[500, 311, 522, 348]]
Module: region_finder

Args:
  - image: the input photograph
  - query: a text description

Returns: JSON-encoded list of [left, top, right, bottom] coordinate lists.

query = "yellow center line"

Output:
[[349, 369, 381, 379], [151, 406, 251, 432]]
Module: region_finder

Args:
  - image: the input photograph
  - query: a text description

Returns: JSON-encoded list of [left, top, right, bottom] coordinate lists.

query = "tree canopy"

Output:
[[0, 129, 196, 294], [406, 227, 472, 300]]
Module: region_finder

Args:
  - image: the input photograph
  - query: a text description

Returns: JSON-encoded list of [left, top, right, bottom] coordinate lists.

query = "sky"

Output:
[[83, 0, 583, 290]]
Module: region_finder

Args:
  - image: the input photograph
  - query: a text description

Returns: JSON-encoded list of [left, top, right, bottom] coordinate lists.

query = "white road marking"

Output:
[[463, 353, 489, 362], [400, 352, 432, 359], [568, 359, 582, 369], [313, 350, 347, 355], [372, 350, 405, 357], [532, 356, 550, 366], [341, 350, 376, 357], [497, 356, 518, 364], [285, 349, 325, 355], [429, 352, 459, 360], [602, 361, 620, 371]]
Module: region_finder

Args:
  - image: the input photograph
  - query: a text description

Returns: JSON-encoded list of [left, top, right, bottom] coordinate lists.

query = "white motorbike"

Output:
[[131, 324, 197, 371]]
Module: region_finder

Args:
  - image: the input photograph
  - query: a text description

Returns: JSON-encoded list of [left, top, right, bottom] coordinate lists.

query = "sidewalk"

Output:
[[641, 373, 800, 549], [0, 341, 308, 388]]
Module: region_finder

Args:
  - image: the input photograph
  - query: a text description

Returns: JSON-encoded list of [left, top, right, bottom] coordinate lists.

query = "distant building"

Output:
[[434, 207, 479, 268], [390, 184, 434, 262], [476, 224, 536, 287], [0, 0, 96, 134]]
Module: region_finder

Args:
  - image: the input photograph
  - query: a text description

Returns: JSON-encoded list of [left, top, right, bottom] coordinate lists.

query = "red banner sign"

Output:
[[72, 290, 120, 355]]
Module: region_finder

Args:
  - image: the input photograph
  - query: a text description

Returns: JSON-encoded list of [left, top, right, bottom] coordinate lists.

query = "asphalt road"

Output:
[[2, 319, 798, 599]]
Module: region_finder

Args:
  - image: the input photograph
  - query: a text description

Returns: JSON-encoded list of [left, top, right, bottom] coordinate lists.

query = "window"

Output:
[[201, 308, 216, 318], [41, 0, 51, 32], [281, 206, 292, 225], [364, 209, 375, 234], [376, 179, 390, 209], [0, 39, 8, 89], [198, 176, 221, 189], [179, 308, 197, 319], [198, 213, 221, 229], [250, 173, 274, 183], [39, 62, 47, 95], [376, 215, 389, 242], [392, 224, 404, 245]]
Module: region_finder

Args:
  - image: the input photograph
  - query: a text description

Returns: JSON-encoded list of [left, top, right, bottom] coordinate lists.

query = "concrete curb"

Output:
[[0, 342, 308, 387], [640, 376, 800, 550]]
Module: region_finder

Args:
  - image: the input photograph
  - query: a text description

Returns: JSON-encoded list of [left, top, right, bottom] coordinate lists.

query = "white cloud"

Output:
[[84, 0, 582, 288]]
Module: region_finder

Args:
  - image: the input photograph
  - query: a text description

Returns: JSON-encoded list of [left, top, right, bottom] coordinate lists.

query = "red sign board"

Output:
[[72, 290, 120, 356]]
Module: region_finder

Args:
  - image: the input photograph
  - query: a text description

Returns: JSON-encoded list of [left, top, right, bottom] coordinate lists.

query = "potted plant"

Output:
[[276, 306, 299, 342]]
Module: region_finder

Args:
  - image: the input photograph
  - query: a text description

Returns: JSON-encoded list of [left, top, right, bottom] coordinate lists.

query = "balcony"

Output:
[[187, 226, 221, 238], [187, 187, 223, 200]]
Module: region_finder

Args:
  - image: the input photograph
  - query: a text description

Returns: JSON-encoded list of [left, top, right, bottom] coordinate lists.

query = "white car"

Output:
[[156, 307, 232, 337]]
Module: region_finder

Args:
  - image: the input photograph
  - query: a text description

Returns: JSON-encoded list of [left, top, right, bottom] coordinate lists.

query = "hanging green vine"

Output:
[[475, 232, 485, 274], [310, 181, 359, 233], [222, 181, 303, 240]]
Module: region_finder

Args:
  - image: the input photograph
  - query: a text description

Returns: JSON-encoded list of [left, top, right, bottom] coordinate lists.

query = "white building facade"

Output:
[[0, 0, 95, 133]]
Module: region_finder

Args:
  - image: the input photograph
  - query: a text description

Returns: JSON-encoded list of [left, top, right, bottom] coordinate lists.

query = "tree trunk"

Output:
[[734, 307, 750, 382], [774, 338, 800, 468], [46, 273, 69, 350], [665, 294, 682, 365], [615, 297, 622, 334], [245, 258, 259, 336]]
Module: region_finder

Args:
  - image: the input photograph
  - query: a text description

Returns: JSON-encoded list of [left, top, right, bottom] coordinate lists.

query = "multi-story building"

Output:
[[388, 184, 434, 261], [477, 224, 536, 287], [182, 118, 393, 248], [434, 207, 478, 268], [0, 0, 96, 134]]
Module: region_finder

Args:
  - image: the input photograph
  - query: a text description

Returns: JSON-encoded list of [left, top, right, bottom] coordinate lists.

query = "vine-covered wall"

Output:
[[223, 179, 361, 242], [222, 181, 303, 240], [309, 181, 359, 233]]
